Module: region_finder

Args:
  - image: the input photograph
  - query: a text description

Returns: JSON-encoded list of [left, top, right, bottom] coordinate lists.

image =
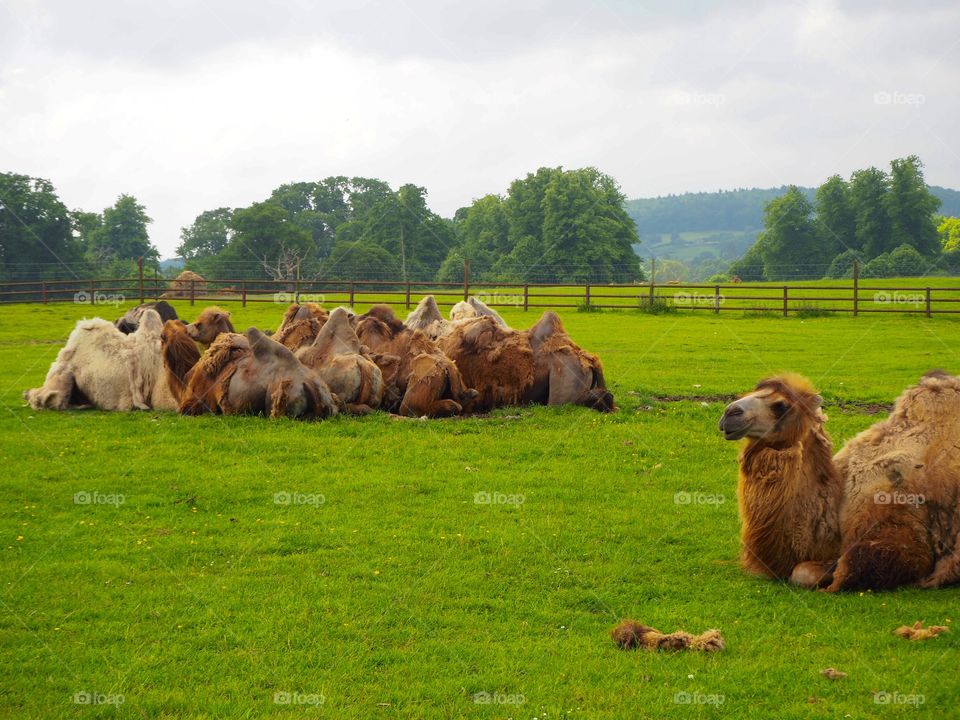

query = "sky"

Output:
[[1, 0, 958, 257]]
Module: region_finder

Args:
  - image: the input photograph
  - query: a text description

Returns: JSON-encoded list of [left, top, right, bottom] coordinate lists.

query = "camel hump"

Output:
[[246, 327, 293, 362], [312, 307, 361, 356], [406, 295, 443, 328], [529, 311, 565, 343]]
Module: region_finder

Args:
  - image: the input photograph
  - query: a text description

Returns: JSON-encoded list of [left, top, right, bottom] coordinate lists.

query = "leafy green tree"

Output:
[[862, 252, 894, 278], [825, 249, 863, 279], [727, 241, 767, 281], [0, 173, 80, 279], [814, 175, 854, 258], [177, 208, 233, 260], [849, 167, 892, 257], [885, 155, 941, 256], [89, 194, 157, 264], [324, 240, 400, 280], [938, 216, 960, 270], [887, 243, 927, 277], [222, 200, 313, 280], [756, 186, 822, 280]]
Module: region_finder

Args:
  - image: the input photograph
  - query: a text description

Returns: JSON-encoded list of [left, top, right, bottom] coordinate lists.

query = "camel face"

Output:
[[720, 381, 822, 442], [185, 307, 234, 345]]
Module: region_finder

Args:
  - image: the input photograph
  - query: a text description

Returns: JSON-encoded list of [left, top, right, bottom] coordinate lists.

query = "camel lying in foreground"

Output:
[[356, 305, 477, 417], [24, 309, 178, 411], [438, 312, 614, 413], [296, 308, 384, 414], [719, 372, 960, 591], [167, 323, 337, 419]]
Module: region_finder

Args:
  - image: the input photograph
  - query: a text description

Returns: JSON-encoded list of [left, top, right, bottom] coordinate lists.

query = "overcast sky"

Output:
[[2, 0, 958, 257]]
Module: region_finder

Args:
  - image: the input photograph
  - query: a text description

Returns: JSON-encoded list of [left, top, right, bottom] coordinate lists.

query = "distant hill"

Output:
[[625, 185, 960, 263], [159, 257, 185, 271]]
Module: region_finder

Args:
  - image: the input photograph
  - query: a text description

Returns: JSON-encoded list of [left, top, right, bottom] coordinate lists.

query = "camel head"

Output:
[[719, 374, 825, 444], [186, 306, 234, 346]]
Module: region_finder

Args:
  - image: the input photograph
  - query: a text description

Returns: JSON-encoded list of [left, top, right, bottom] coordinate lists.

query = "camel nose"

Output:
[[719, 403, 744, 431]]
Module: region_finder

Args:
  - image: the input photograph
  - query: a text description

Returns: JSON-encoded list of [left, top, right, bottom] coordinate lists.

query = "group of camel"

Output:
[[22, 299, 960, 594], [23, 295, 613, 420]]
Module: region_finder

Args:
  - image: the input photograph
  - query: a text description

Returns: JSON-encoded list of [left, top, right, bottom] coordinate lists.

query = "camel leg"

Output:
[[789, 561, 835, 589], [345, 403, 376, 415], [824, 539, 930, 592], [919, 547, 960, 588]]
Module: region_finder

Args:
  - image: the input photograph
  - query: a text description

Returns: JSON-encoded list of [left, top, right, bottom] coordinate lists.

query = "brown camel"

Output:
[[437, 312, 614, 413], [174, 327, 337, 419], [274, 302, 329, 350], [719, 372, 960, 591], [296, 307, 384, 414], [185, 306, 235, 346], [355, 305, 477, 418], [159, 320, 201, 407]]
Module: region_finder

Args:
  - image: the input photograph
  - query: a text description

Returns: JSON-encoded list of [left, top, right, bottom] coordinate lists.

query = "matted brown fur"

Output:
[[611, 620, 724, 652], [275, 303, 329, 348], [724, 372, 960, 591], [179, 332, 250, 415], [160, 320, 201, 406], [355, 305, 476, 417]]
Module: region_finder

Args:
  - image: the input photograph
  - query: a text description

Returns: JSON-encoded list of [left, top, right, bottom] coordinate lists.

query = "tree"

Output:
[[825, 249, 862, 279], [222, 200, 313, 280], [756, 186, 822, 280], [938, 216, 960, 270], [814, 175, 854, 259], [727, 241, 766, 281], [0, 173, 80, 279], [887, 243, 926, 277], [849, 167, 892, 257], [324, 240, 400, 280], [862, 252, 894, 279], [90, 194, 157, 264], [885, 155, 941, 256], [177, 208, 233, 259]]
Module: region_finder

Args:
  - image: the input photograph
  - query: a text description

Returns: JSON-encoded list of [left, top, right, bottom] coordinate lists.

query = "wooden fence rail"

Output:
[[1, 274, 959, 317]]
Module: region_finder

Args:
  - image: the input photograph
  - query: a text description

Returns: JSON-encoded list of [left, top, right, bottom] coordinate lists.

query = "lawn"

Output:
[[1, 301, 959, 718]]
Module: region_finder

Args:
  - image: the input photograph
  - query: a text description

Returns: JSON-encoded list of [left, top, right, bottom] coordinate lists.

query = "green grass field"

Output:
[[2, 302, 959, 718]]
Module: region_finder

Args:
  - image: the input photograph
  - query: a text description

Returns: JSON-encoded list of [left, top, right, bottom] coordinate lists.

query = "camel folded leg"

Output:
[[789, 561, 835, 589], [824, 538, 931, 592]]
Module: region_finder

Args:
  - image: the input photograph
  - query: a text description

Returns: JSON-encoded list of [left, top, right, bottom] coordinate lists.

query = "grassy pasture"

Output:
[[1, 302, 959, 718]]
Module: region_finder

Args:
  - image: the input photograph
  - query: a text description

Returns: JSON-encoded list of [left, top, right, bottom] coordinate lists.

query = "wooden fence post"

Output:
[[463, 260, 470, 301], [852, 260, 860, 317], [190, 279, 195, 306], [714, 285, 720, 314], [42, 281, 47, 305], [242, 281, 247, 308], [349, 282, 355, 307], [523, 284, 529, 311], [585, 284, 591, 308], [782, 286, 788, 317], [137, 257, 144, 304], [925, 288, 931, 318], [90, 280, 96, 305], [405, 282, 411, 310], [648, 258, 656, 308]]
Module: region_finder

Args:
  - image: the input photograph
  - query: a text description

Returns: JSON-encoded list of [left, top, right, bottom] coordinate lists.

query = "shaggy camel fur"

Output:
[[437, 312, 614, 413], [24, 309, 176, 411], [185, 306, 235, 346], [178, 328, 337, 419], [296, 308, 384, 414], [115, 300, 179, 334], [159, 320, 201, 407], [356, 305, 477, 417], [611, 620, 725, 652], [451, 296, 509, 327], [719, 372, 960, 591], [274, 303, 329, 350], [406, 295, 510, 341]]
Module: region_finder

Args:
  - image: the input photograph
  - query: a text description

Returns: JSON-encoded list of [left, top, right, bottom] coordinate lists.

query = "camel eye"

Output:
[[771, 401, 788, 417]]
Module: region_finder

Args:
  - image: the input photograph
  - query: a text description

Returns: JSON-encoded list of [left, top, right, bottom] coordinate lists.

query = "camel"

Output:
[[719, 372, 960, 591], [185, 306, 235, 346], [24, 309, 178, 411], [176, 327, 338, 419], [437, 312, 614, 413], [274, 302, 329, 350], [406, 295, 509, 341], [159, 320, 201, 407], [355, 305, 477, 418], [296, 307, 384, 414], [115, 300, 179, 334]]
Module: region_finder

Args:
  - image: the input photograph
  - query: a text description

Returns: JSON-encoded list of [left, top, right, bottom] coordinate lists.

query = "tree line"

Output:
[[728, 156, 957, 281], [0, 168, 644, 284]]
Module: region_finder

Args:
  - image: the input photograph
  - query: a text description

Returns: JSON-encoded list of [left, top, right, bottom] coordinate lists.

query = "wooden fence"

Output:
[[2, 273, 960, 317]]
